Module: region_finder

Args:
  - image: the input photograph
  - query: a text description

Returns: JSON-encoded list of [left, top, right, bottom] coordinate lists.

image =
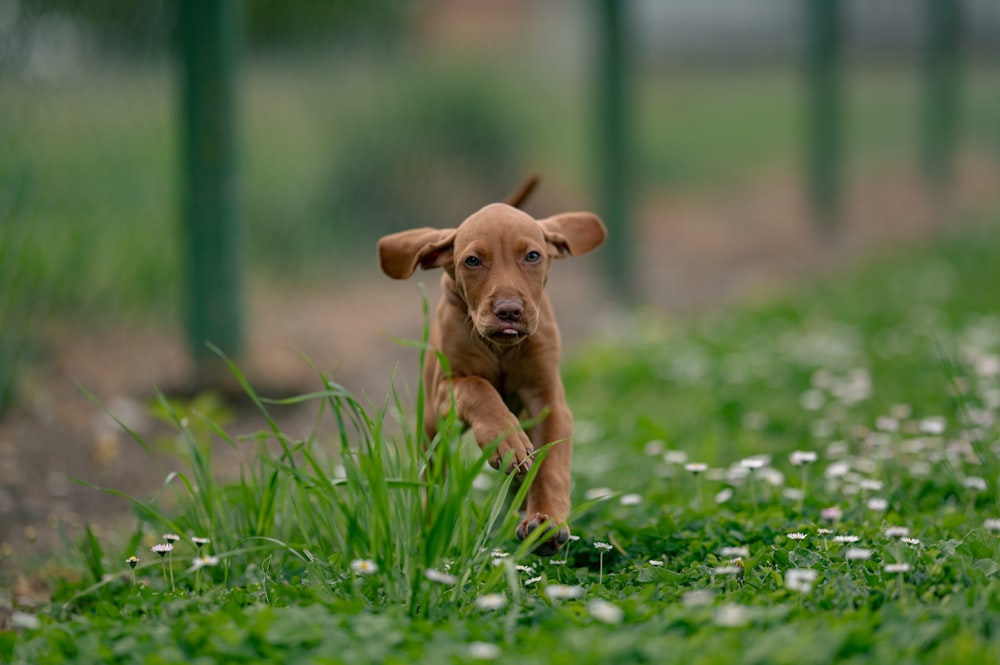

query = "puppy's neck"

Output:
[[441, 273, 467, 311]]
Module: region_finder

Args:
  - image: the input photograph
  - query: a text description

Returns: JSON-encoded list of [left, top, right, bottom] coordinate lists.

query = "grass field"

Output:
[[4, 210, 1000, 663]]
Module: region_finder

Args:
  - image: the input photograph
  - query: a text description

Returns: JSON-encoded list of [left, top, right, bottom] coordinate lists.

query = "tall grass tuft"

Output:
[[79, 304, 549, 617]]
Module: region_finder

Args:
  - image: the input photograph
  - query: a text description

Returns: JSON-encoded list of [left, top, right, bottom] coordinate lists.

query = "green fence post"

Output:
[[178, 0, 243, 383], [804, 0, 842, 233], [922, 0, 961, 204], [596, 0, 634, 299]]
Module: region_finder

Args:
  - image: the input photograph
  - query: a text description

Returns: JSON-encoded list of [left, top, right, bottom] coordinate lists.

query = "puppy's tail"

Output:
[[504, 175, 540, 209]]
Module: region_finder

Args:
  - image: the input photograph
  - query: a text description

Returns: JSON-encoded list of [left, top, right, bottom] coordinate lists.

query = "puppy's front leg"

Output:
[[445, 376, 534, 474], [518, 394, 573, 554]]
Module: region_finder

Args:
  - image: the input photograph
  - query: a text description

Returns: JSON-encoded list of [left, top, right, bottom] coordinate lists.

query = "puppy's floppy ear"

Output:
[[377, 228, 456, 279], [538, 212, 607, 259]]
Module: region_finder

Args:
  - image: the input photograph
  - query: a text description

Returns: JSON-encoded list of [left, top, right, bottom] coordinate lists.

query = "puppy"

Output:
[[377, 184, 605, 553]]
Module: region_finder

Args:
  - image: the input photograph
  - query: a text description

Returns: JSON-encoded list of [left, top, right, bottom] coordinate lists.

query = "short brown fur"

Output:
[[376, 184, 605, 553]]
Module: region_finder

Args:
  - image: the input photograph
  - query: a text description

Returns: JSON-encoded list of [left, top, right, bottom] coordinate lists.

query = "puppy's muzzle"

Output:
[[481, 297, 534, 343], [493, 298, 524, 323]]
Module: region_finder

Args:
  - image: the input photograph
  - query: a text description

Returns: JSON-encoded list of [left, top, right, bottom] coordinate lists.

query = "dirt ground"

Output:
[[2, 156, 998, 588]]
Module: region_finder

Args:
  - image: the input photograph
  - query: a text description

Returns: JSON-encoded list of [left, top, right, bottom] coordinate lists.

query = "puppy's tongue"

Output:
[[502, 328, 519, 336]]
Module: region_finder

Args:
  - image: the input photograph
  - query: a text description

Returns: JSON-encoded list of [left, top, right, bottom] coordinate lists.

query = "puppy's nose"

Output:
[[493, 299, 524, 322]]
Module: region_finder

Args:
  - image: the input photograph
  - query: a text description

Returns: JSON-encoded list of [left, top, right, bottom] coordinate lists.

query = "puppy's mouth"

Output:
[[481, 322, 531, 346]]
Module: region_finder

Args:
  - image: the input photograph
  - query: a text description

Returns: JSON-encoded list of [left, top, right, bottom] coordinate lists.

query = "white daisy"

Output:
[[620, 493, 642, 506], [544, 584, 584, 600], [587, 599, 624, 624], [474, 593, 507, 611], [785, 568, 818, 593], [424, 568, 458, 585], [789, 450, 818, 466], [350, 559, 378, 575], [468, 642, 501, 660]]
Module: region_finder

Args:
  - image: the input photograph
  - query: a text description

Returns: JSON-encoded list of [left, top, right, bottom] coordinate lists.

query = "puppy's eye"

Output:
[[524, 251, 542, 263], [464, 256, 481, 267]]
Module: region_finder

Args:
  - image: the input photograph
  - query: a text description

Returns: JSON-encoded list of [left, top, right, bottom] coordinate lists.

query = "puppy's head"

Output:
[[377, 203, 606, 346]]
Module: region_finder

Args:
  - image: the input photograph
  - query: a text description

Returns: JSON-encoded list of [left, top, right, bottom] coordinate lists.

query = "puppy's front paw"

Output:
[[486, 430, 534, 475], [516, 513, 570, 556]]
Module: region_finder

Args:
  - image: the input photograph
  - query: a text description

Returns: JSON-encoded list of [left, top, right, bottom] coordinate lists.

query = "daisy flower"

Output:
[[739, 455, 769, 471], [820, 506, 843, 521], [720, 546, 749, 557], [964, 477, 988, 492], [468, 642, 501, 660], [474, 594, 507, 611], [424, 568, 458, 585], [192, 555, 219, 570], [587, 599, 624, 624], [867, 497, 888, 511], [919, 416, 946, 434], [785, 568, 818, 593], [682, 589, 714, 607], [544, 584, 584, 600], [789, 450, 818, 466], [350, 559, 378, 575], [663, 450, 688, 465], [714, 488, 734, 504], [714, 604, 749, 627], [584, 487, 614, 501], [712, 565, 742, 576]]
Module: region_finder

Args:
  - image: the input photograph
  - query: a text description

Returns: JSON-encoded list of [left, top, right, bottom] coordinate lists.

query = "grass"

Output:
[[4, 212, 1000, 663]]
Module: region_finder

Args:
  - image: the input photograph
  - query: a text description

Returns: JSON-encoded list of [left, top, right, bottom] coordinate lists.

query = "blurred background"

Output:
[[1, 0, 999, 560]]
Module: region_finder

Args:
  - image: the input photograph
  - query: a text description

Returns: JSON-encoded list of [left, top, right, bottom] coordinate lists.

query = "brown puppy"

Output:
[[377, 190, 605, 554]]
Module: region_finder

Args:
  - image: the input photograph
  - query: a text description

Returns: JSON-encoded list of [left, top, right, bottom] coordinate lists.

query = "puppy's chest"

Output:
[[493, 370, 527, 415]]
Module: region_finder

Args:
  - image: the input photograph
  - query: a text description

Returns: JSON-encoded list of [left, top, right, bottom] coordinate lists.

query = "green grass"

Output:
[[5, 214, 1000, 663]]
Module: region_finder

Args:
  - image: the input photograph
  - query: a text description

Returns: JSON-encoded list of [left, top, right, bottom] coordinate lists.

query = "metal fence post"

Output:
[[922, 0, 961, 204], [804, 0, 842, 233], [178, 0, 243, 382], [596, 0, 634, 299]]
